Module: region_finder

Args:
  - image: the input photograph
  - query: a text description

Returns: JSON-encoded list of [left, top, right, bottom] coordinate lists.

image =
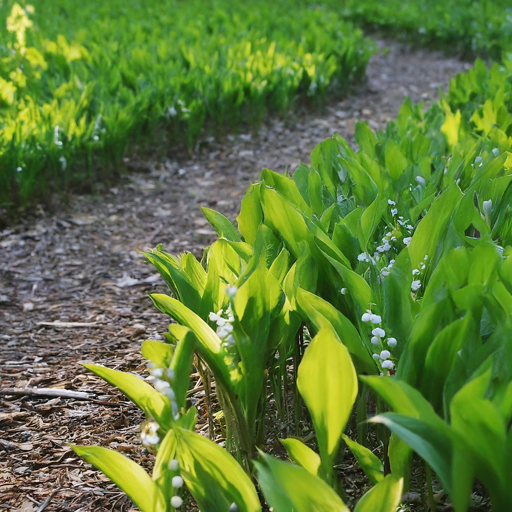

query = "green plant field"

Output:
[[72, 47, 512, 511], [0, 0, 373, 211], [338, 0, 512, 60]]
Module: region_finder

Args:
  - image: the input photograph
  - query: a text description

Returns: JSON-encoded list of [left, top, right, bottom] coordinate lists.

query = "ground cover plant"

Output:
[[71, 55, 512, 511], [0, 0, 373, 212], [337, 0, 512, 60]]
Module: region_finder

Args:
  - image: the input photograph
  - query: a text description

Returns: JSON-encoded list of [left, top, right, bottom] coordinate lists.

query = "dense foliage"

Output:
[[339, 0, 512, 60], [73, 49, 512, 510], [0, 1, 373, 210]]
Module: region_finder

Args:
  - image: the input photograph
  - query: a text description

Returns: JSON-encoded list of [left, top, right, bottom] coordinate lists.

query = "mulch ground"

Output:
[[0, 39, 467, 511]]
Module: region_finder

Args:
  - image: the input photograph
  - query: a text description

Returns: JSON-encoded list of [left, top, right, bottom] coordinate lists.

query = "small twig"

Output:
[[37, 321, 99, 328], [36, 489, 61, 512], [0, 388, 93, 399]]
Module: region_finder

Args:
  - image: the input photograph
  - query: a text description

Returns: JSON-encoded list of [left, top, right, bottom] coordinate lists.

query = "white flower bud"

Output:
[[388, 199, 396, 205], [387, 337, 397, 347], [150, 368, 164, 378], [168, 459, 179, 471], [167, 368, 175, 380], [226, 285, 238, 298], [172, 476, 184, 488], [372, 353, 380, 360], [370, 314, 382, 324], [372, 327, 385, 338], [483, 199, 493, 215], [371, 336, 380, 345], [391, 208, 398, 216], [381, 360, 395, 370], [416, 176, 426, 185], [209, 312, 220, 322], [411, 280, 421, 291], [361, 313, 371, 322], [171, 496, 183, 508], [403, 237, 412, 246], [340, 288, 347, 295], [380, 350, 391, 359]]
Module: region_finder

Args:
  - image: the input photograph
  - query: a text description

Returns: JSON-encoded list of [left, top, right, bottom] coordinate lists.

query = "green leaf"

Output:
[[260, 186, 313, 260], [369, 413, 453, 493], [169, 328, 196, 410], [149, 294, 233, 398], [280, 438, 322, 476], [141, 340, 173, 368], [297, 328, 358, 481], [145, 250, 202, 312], [255, 452, 349, 512], [296, 288, 376, 376], [408, 184, 463, 270], [354, 474, 403, 512], [385, 140, 408, 180], [72, 446, 165, 512], [319, 249, 372, 316], [152, 428, 178, 501], [237, 183, 263, 246], [83, 364, 172, 430], [342, 435, 383, 485], [357, 194, 384, 252], [201, 206, 241, 242], [175, 427, 261, 512]]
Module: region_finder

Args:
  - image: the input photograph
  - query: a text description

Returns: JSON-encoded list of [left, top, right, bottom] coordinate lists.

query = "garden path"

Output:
[[0, 39, 467, 511]]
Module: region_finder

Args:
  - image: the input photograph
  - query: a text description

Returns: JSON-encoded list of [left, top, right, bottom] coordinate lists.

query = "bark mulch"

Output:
[[0, 40, 467, 511]]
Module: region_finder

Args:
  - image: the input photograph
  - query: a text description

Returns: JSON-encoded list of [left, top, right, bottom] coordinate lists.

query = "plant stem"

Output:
[[293, 327, 303, 436], [425, 462, 436, 511]]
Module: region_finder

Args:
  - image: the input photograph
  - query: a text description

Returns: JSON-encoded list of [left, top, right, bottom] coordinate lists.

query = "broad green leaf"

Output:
[[361, 376, 444, 427], [370, 413, 453, 493], [381, 248, 413, 358], [145, 250, 202, 312], [385, 140, 408, 180], [260, 186, 313, 259], [296, 288, 376, 375], [175, 427, 261, 512], [353, 474, 404, 512], [149, 294, 233, 397], [72, 446, 165, 512], [237, 183, 263, 246], [297, 328, 358, 481], [357, 194, 384, 252], [421, 314, 474, 413], [280, 438, 322, 476], [200, 206, 241, 242], [141, 340, 173, 368], [83, 364, 172, 430], [388, 433, 413, 481], [319, 249, 372, 316], [152, 428, 177, 501], [261, 168, 311, 216], [255, 452, 349, 512], [408, 184, 463, 270], [169, 329, 196, 410], [342, 435, 383, 485]]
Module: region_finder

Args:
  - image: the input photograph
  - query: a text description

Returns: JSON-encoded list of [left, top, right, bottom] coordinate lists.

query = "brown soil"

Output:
[[0, 40, 467, 511]]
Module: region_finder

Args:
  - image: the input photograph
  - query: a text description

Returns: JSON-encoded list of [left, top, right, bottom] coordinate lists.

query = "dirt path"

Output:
[[0, 40, 467, 511]]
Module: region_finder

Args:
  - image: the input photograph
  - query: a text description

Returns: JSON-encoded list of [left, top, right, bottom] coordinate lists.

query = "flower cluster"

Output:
[[362, 310, 396, 373], [141, 421, 160, 447], [209, 307, 235, 350], [168, 458, 184, 509], [411, 255, 428, 294], [380, 259, 395, 278], [148, 363, 180, 419]]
